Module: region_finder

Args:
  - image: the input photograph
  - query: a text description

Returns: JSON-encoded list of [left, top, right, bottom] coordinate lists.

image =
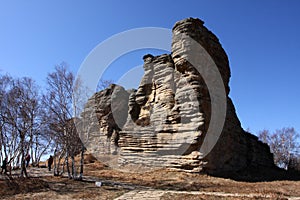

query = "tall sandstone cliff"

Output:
[[82, 18, 275, 175]]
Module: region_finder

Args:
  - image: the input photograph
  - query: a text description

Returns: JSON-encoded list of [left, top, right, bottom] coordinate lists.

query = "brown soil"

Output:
[[161, 193, 274, 200], [84, 162, 300, 198], [0, 156, 299, 199], [0, 176, 126, 200]]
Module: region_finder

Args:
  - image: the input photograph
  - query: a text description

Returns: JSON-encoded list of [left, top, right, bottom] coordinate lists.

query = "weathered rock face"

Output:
[[81, 84, 129, 156], [82, 18, 275, 174]]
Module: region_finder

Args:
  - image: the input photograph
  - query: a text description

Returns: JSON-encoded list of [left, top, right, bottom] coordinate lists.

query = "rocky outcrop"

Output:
[[82, 18, 275, 175], [81, 84, 129, 156]]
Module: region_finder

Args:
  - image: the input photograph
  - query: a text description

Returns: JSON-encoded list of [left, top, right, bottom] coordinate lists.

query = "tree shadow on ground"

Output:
[[0, 176, 50, 197], [209, 166, 300, 182]]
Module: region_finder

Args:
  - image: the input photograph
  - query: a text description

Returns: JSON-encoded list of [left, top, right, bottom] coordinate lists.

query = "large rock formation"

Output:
[[81, 18, 275, 175]]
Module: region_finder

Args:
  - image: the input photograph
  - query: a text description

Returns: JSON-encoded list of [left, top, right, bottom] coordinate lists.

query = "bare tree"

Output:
[[258, 127, 299, 169], [97, 78, 114, 91], [0, 75, 16, 164], [0, 75, 41, 177], [44, 63, 84, 179], [0, 65, 89, 179], [288, 154, 300, 171], [43, 63, 73, 176], [31, 107, 55, 166]]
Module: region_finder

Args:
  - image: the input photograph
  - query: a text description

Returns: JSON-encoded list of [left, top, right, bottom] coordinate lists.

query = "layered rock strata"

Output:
[[82, 18, 275, 174]]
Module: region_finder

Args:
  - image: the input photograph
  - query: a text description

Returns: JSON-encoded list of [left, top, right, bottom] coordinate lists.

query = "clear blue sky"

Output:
[[0, 0, 299, 136]]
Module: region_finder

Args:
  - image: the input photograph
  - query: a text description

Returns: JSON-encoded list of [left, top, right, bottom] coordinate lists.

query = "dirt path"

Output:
[[0, 166, 52, 179], [115, 190, 300, 200]]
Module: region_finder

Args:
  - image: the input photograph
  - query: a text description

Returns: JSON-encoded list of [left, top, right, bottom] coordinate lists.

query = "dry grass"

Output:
[[161, 193, 273, 200], [0, 176, 126, 200], [1, 154, 299, 199], [84, 165, 300, 198]]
